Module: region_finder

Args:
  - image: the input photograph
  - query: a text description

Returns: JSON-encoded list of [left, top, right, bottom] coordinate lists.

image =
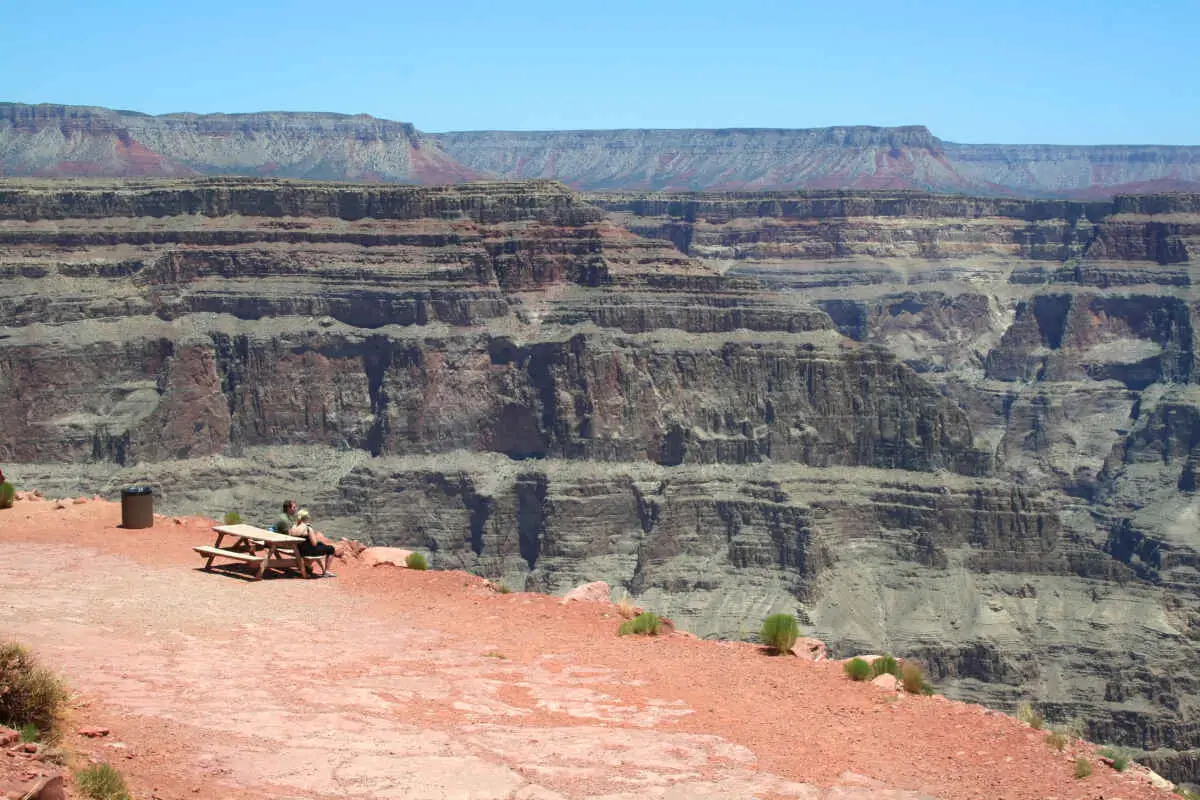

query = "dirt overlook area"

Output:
[[0, 494, 1182, 800]]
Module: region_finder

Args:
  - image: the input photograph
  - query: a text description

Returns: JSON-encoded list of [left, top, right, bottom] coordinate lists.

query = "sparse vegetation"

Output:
[[759, 613, 799, 655], [1074, 758, 1093, 779], [1046, 730, 1068, 751], [614, 593, 639, 619], [223, 510, 242, 525], [405, 552, 428, 570], [1017, 701, 1045, 730], [871, 655, 900, 678], [0, 482, 14, 509], [0, 642, 68, 736], [483, 651, 507, 659], [19, 723, 40, 743], [844, 657, 872, 681], [1099, 747, 1130, 771], [1176, 787, 1200, 800], [618, 612, 662, 636], [75, 763, 131, 800], [900, 661, 929, 694], [494, 580, 511, 594]]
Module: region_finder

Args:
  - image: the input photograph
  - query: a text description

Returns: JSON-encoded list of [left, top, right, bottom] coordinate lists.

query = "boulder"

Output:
[[0, 727, 17, 747], [796, 637, 827, 661], [871, 673, 899, 692], [360, 547, 414, 568], [560, 581, 611, 604], [21, 774, 65, 800]]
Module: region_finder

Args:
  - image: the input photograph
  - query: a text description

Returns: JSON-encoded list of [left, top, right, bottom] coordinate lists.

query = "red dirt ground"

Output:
[[0, 495, 1177, 800]]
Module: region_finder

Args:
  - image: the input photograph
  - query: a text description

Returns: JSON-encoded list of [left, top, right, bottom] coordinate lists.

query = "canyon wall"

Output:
[[5, 103, 1200, 197], [0, 178, 1197, 781]]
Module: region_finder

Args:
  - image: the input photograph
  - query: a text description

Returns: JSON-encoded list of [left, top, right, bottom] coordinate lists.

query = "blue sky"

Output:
[[3, 0, 1196, 144]]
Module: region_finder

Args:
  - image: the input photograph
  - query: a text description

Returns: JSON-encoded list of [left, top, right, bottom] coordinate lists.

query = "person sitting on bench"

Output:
[[290, 509, 342, 577]]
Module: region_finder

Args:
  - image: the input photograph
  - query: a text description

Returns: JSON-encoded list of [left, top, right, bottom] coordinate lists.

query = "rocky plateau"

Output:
[[0, 177, 1198, 785]]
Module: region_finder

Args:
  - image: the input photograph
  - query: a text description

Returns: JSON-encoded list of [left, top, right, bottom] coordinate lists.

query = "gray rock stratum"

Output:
[[0, 178, 1197, 782]]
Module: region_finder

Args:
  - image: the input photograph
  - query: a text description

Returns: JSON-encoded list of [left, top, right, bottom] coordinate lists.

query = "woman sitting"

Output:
[[290, 509, 343, 578]]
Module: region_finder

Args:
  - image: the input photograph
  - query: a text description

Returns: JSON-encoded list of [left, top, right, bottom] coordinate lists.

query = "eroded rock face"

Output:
[[2, 178, 1198, 782]]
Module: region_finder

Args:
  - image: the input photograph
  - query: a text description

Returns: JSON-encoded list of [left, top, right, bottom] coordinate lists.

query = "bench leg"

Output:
[[204, 555, 216, 571], [255, 547, 271, 580]]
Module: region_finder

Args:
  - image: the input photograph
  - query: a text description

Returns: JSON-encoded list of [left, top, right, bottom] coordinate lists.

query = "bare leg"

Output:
[[324, 554, 334, 575]]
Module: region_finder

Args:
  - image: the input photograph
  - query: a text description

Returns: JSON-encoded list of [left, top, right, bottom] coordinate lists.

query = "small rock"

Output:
[[71, 498, 86, 505], [0, 727, 17, 747], [92, 495, 102, 502], [19, 743, 38, 754], [173, 518, 184, 525], [561, 581, 611, 604], [796, 637, 827, 661], [871, 673, 899, 692], [20, 774, 64, 800], [76, 727, 109, 739], [32, 490, 42, 498], [53, 502, 66, 511]]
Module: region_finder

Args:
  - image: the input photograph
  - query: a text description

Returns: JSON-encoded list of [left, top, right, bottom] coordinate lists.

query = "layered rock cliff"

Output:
[[5, 103, 1200, 197], [1, 178, 1198, 783]]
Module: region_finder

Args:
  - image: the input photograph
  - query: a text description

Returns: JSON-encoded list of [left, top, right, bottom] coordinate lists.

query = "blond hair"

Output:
[[296, 509, 311, 522]]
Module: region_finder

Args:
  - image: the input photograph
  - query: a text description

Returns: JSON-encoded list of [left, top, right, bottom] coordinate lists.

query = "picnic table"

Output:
[[194, 523, 316, 580]]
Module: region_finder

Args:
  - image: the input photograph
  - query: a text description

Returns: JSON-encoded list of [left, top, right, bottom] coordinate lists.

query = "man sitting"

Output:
[[274, 499, 298, 534]]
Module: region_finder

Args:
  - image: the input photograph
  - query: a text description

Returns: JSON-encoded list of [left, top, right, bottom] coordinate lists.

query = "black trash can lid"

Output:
[[122, 486, 153, 496]]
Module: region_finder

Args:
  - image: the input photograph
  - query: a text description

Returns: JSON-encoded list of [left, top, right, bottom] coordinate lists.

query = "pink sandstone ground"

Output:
[[0, 495, 1178, 800]]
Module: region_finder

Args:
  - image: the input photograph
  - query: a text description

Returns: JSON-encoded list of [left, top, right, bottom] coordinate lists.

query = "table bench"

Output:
[[195, 524, 314, 580]]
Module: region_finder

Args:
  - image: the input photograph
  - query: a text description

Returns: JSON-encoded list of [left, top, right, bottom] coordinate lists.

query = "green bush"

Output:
[[618, 612, 662, 636], [0, 482, 14, 509], [223, 511, 242, 525], [0, 642, 68, 736], [75, 763, 130, 800], [844, 657, 872, 681], [871, 655, 900, 678], [1046, 730, 1068, 751], [405, 552, 428, 570], [494, 580, 511, 594], [1176, 787, 1200, 800], [1017, 701, 1045, 730], [1074, 758, 1093, 779], [19, 723, 39, 743], [759, 613, 799, 655], [1099, 747, 1130, 771], [901, 661, 929, 694]]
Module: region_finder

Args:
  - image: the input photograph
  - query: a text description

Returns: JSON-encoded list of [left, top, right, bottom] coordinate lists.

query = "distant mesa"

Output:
[[3, 102, 1200, 197]]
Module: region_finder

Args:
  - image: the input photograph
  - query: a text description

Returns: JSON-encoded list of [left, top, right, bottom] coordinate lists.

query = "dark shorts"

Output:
[[298, 540, 335, 557]]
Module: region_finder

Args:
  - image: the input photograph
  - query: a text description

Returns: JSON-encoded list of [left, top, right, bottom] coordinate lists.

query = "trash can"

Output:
[[121, 486, 154, 529]]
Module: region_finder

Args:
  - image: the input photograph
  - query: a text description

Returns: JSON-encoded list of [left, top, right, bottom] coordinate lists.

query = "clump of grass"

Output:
[[405, 552, 428, 570], [1074, 758, 1093, 779], [900, 661, 929, 694], [75, 763, 130, 800], [0, 642, 68, 736], [483, 651, 507, 659], [844, 657, 872, 681], [618, 612, 662, 636], [19, 723, 40, 743], [614, 593, 639, 620], [1046, 730, 1068, 751], [0, 482, 14, 510], [1176, 787, 1200, 800], [1099, 747, 1130, 771], [493, 580, 511, 594], [759, 613, 799, 656], [223, 510, 242, 525], [1017, 701, 1045, 730], [871, 655, 900, 678]]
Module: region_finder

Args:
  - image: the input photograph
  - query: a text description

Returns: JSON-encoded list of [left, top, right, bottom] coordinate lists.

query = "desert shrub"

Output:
[[494, 580, 511, 594], [614, 594, 639, 620], [19, 722, 40, 742], [871, 655, 900, 678], [0, 482, 14, 509], [759, 613, 799, 655], [405, 552, 428, 570], [75, 763, 130, 800], [1099, 747, 1130, 771], [900, 661, 928, 693], [618, 612, 662, 636], [0, 642, 68, 735], [1176, 787, 1200, 800], [844, 657, 872, 681], [223, 511, 242, 525], [1046, 730, 1068, 751], [1017, 701, 1045, 730], [1074, 758, 1093, 779]]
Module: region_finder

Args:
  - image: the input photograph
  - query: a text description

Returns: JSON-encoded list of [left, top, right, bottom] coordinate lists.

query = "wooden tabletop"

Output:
[[212, 524, 303, 543]]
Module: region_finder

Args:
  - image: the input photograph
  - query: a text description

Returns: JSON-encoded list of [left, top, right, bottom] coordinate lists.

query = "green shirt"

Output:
[[274, 513, 296, 534]]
